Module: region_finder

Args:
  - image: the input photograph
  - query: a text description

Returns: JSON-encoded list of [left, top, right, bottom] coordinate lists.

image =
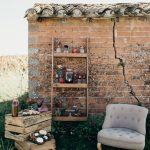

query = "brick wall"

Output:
[[28, 17, 150, 113]]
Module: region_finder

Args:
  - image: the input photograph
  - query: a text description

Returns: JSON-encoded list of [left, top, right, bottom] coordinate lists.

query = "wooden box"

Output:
[[15, 139, 56, 150], [5, 111, 52, 141]]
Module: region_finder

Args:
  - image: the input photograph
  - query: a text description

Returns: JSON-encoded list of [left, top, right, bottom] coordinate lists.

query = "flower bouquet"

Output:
[[54, 64, 66, 83]]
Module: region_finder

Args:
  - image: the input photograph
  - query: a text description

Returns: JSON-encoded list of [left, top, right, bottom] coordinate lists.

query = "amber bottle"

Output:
[[12, 99, 19, 117]]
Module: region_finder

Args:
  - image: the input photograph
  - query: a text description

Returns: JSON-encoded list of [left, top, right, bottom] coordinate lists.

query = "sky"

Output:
[[0, 0, 149, 56]]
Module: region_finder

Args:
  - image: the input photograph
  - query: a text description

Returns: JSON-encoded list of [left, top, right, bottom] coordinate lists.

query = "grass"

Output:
[[0, 138, 14, 150]]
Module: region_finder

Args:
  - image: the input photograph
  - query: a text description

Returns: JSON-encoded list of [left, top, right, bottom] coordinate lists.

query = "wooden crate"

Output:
[[15, 139, 56, 150], [5, 111, 52, 141]]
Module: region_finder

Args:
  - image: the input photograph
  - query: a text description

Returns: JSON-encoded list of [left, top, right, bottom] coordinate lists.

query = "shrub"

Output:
[[52, 113, 150, 150], [52, 114, 104, 150], [145, 113, 150, 150], [0, 99, 14, 137], [18, 92, 29, 110]]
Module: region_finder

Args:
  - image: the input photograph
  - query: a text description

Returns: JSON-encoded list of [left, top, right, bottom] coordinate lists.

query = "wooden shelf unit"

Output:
[[53, 116, 87, 122], [51, 37, 89, 121]]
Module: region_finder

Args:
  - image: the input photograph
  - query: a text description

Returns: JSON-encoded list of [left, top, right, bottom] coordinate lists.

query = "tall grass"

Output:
[[0, 138, 14, 150]]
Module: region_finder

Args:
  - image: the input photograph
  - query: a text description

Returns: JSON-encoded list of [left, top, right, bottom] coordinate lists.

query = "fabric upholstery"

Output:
[[102, 104, 148, 135], [98, 128, 145, 150]]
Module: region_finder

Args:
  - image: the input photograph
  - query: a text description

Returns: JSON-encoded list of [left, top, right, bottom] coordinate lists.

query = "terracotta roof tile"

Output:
[[25, 3, 150, 20]]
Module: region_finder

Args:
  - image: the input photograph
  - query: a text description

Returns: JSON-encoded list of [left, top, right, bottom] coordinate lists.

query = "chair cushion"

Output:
[[98, 128, 145, 150], [102, 104, 148, 135]]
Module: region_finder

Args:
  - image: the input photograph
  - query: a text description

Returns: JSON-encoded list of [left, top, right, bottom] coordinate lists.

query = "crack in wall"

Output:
[[112, 18, 141, 105]]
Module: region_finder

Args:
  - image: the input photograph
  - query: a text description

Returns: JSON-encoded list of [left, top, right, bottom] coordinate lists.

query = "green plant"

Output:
[[145, 113, 150, 150], [0, 138, 14, 150], [52, 114, 104, 150], [18, 92, 29, 110], [146, 113, 150, 138], [145, 139, 150, 150], [0, 101, 12, 137], [54, 64, 65, 77], [117, 62, 125, 67]]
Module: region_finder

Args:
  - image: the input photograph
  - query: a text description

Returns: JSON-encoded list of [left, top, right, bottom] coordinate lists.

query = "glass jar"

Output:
[[65, 69, 74, 83], [64, 45, 69, 53], [56, 45, 61, 53], [79, 46, 85, 53]]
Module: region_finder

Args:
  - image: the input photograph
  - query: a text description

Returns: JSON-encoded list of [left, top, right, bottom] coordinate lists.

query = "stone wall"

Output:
[[28, 17, 150, 113]]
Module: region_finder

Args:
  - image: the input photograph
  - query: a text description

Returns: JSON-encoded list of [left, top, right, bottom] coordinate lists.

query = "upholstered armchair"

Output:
[[97, 104, 148, 150]]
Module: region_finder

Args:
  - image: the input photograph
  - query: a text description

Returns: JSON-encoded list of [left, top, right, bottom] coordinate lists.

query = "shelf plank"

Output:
[[53, 83, 87, 88], [53, 116, 87, 121], [54, 53, 87, 58]]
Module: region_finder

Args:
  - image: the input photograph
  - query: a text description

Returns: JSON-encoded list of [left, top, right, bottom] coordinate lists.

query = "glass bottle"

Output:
[[73, 72, 78, 83], [64, 45, 69, 53], [82, 73, 86, 83], [12, 99, 19, 117], [78, 73, 82, 83]]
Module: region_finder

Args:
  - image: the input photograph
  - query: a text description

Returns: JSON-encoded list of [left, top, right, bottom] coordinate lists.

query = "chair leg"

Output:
[[97, 143, 102, 150]]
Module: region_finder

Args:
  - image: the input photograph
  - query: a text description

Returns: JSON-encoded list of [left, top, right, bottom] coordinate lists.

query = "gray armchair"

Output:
[[97, 104, 148, 150]]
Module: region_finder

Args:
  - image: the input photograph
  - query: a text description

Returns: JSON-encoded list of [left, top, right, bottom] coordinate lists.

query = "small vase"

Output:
[[59, 77, 64, 83], [79, 46, 85, 53], [56, 47, 61, 53], [72, 47, 78, 53]]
